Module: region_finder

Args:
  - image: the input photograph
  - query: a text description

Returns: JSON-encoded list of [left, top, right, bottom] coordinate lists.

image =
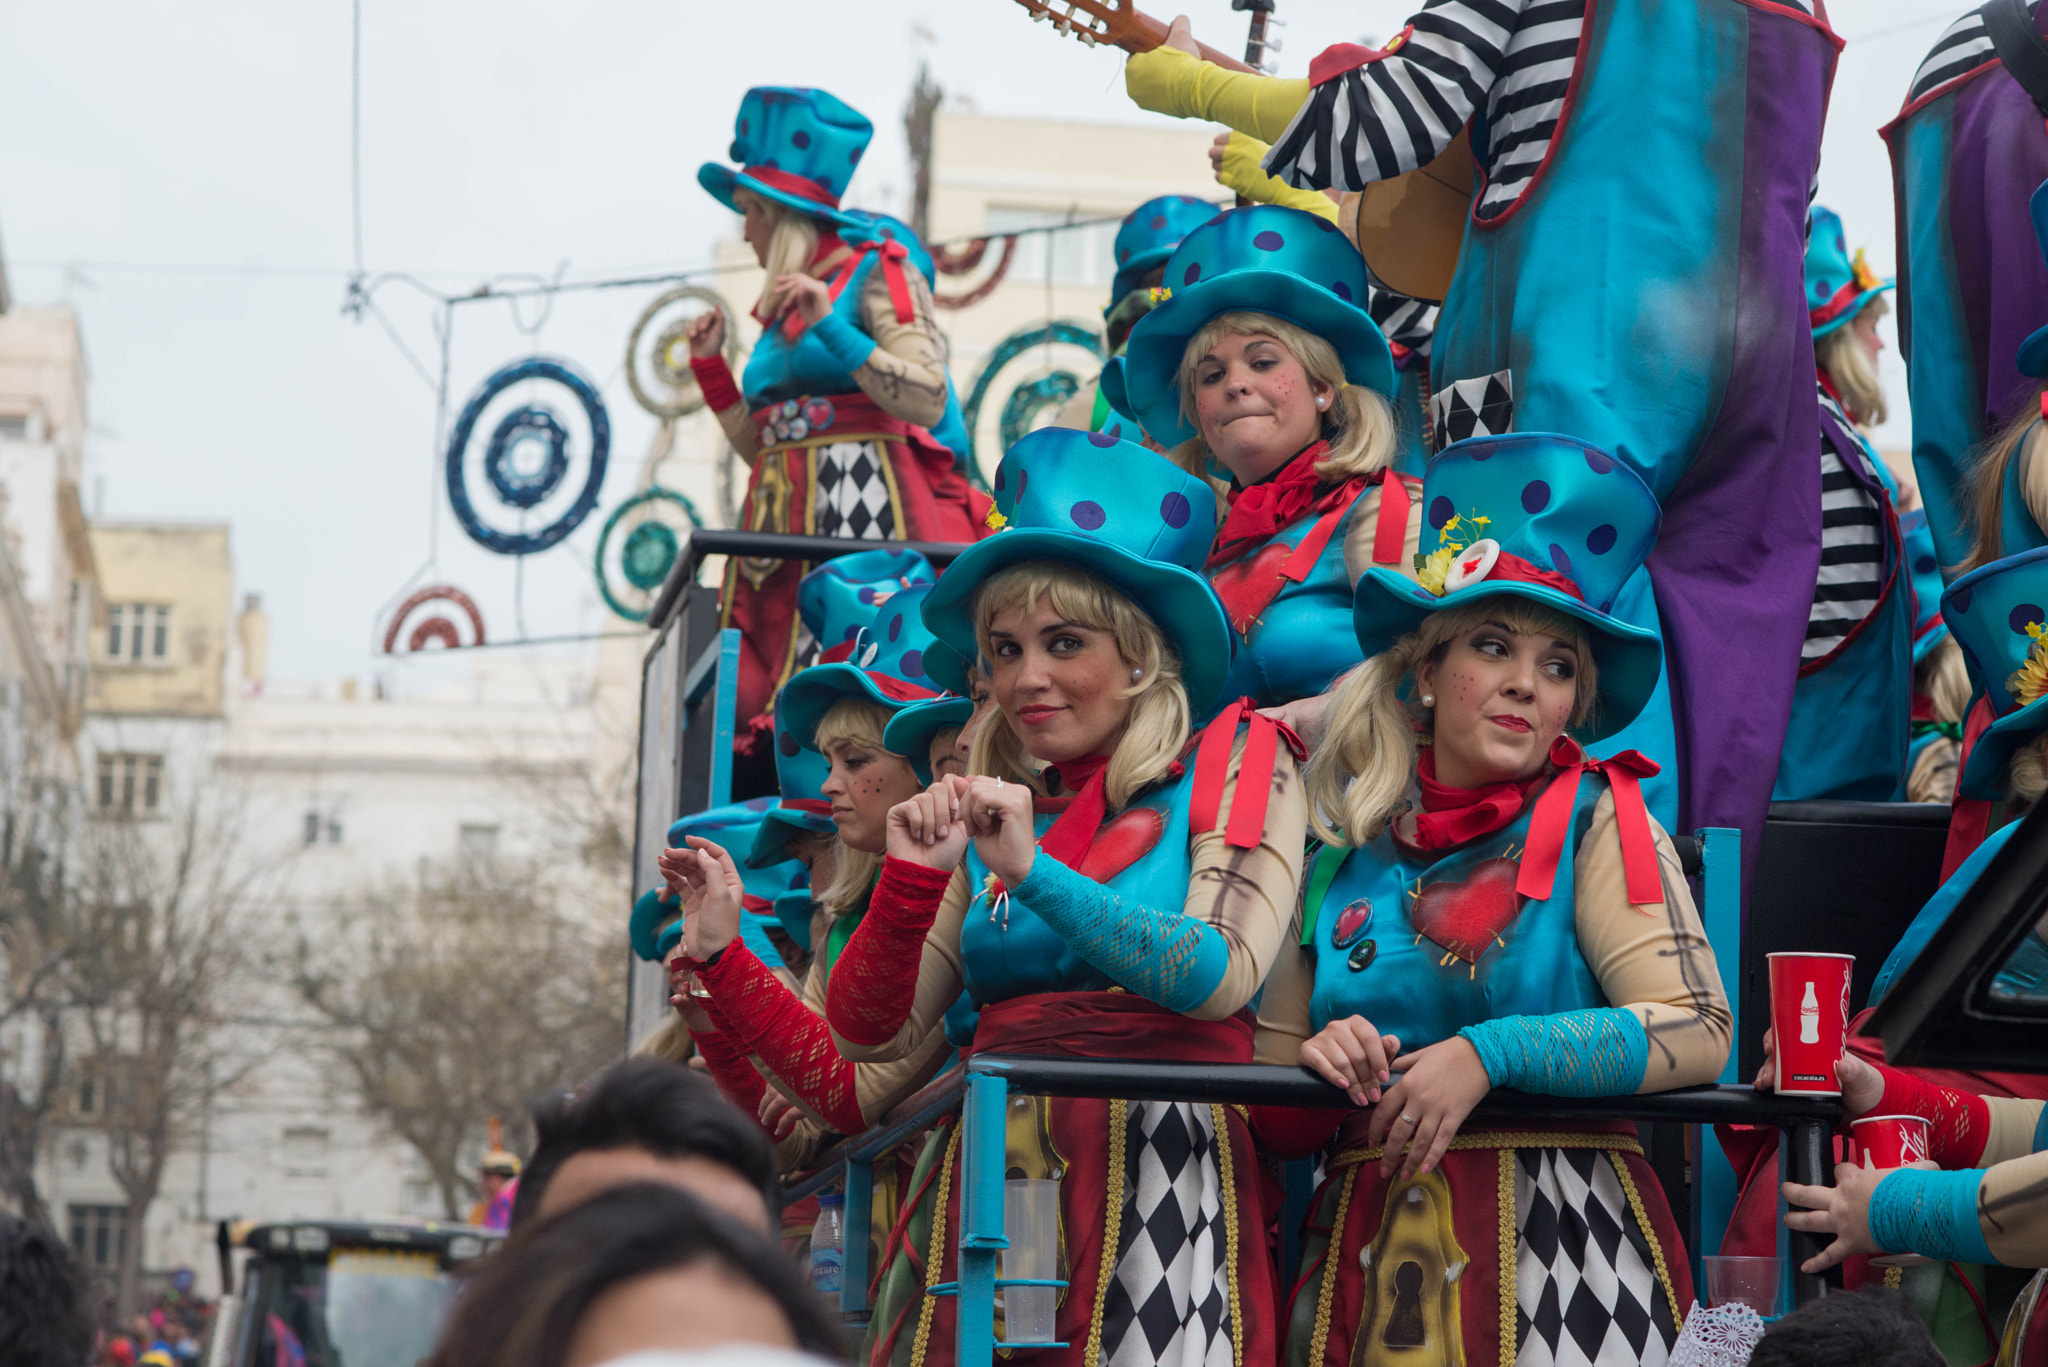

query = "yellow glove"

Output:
[[1216, 132, 1339, 222], [1124, 43, 1311, 142]]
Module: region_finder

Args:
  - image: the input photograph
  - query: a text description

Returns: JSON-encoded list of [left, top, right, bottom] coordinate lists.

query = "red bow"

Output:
[[1515, 740, 1663, 906], [778, 236, 918, 342], [1189, 699, 1309, 849], [1394, 747, 1551, 857], [1210, 443, 1346, 567]]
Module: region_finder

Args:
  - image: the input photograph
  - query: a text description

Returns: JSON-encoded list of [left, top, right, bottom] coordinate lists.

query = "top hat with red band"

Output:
[[778, 582, 952, 751], [1806, 206, 1894, 340], [698, 87, 871, 232], [1351, 432, 1665, 742]]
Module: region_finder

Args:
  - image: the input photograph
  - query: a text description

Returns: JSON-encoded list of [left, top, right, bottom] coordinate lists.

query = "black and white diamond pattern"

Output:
[[1100, 1102, 1233, 1367], [1430, 370, 1515, 452], [1514, 1149, 1674, 1367], [813, 440, 895, 541]]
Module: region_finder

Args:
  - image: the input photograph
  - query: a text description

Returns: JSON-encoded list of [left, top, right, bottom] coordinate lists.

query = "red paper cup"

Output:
[[1768, 952, 1854, 1095], [1853, 1114, 1932, 1169]]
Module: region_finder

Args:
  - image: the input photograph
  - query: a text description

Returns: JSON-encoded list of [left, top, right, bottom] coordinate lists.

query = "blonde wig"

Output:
[[733, 187, 822, 323], [968, 562, 1190, 810], [632, 1015, 694, 1064], [1170, 311, 1400, 504], [1960, 377, 2048, 573], [2010, 733, 2048, 808], [1918, 635, 1970, 728], [812, 697, 903, 916], [1304, 598, 1600, 846], [1816, 296, 1891, 428]]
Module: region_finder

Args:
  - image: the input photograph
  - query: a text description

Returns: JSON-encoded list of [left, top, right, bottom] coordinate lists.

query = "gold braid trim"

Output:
[[1082, 1098, 1129, 1367], [907, 1123, 961, 1367], [1210, 1104, 1244, 1367], [1604, 1151, 1681, 1335], [1498, 1149, 1518, 1367], [1329, 1131, 1645, 1169], [1308, 1164, 1359, 1367], [1883, 1264, 1904, 1292]]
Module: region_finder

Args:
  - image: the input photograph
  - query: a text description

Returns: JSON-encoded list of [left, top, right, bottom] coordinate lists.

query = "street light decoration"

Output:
[[625, 287, 741, 419], [960, 320, 1105, 490], [382, 585, 487, 652], [594, 487, 707, 623], [444, 357, 612, 556]]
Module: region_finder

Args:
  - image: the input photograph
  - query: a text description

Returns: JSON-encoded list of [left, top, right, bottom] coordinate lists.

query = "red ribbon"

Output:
[[779, 797, 832, 815], [1940, 695, 2000, 881], [1189, 699, 1308, 850], [1809, 277, 1867, 332], [863, 673, 942, 704], [782, 236, 918, 342], [1463, 549, 1588, 603], [1209, 443, 1341, 566], [1308, 26, 1416, 85], [740, 164, 842, 209], [1515, 740, 1664, 906]]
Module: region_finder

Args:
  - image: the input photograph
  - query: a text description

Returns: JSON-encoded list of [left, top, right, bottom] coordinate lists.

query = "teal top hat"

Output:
[[697, 87, 870, 231], [1942, 546, 2048, 797], [1107, 204, 1397, 447], [2020, 182, 2048, 377], [779, 581, 950, 750], [745, 706, 835, 870], [798, 548, 935, 661], [631, 797, 791, 961], [921, 427, 1233, 713], [1351, 432, 1665, 742], [885, 695, 977, 784], [1111, 195, 1221, 311], [1807, 206, 1894, 339]]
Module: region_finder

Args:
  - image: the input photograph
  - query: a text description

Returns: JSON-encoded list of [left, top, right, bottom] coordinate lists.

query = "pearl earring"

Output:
[[1131, 667, 1143, 681], [1316, 396, 1328, 409], [1421, 693, 1435, 707]]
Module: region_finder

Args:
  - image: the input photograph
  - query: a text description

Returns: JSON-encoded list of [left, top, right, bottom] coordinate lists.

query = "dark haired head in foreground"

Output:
[[1748, 1287, 1944, 1367], [426, 1182, 843, 1367], [0, 1214, 95, 1367], [511, 1057, 778, 1232]]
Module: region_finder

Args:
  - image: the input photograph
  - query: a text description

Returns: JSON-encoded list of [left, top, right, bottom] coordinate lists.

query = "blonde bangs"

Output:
[[813, 697, 893, 755]]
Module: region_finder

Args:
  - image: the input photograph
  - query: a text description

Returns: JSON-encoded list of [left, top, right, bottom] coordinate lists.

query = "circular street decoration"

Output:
[[382, 585, 487, 653], [445, 357, 611, 556], [626, 286, 740, 419], [961, 321, 1104, 490], [595, 487, 707, 623]]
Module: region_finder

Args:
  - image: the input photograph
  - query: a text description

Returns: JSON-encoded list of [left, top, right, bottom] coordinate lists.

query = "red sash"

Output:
[[966, 990, 1254, 1063]]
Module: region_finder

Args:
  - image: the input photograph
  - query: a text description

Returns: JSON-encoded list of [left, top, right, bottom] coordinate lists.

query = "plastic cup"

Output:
[[1767, 952, 1854, 1095], [1704, 1255, 1784, 1316], [999, 1179, 1059, 1346]]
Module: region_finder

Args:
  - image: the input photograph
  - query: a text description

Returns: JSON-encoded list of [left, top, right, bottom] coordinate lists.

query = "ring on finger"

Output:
[[1398, 1113, 1419, 1125]]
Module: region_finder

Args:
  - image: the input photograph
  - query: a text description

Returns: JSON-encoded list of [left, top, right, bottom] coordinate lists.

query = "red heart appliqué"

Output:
[[1408, 856, 1524, 966], [1207, 542, 1292, 636], [1076, 808, 1165, 884]]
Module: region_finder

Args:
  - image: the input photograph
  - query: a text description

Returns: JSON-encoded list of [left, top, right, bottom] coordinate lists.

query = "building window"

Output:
[[983, 206, 1120, 287], [0, 415, 27, 441], [104, 605, 171, 665], [67, 1204, 130, 1270], [459, 824, 500, 861], [96, 754, 163, 815], [305, 812, 343, 846]]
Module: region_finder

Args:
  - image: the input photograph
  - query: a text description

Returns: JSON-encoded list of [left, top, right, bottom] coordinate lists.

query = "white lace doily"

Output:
[[1669, 1300, 1767, 1367]]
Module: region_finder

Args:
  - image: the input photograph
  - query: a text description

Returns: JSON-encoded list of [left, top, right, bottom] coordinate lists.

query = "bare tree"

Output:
[[290, 858, 625, 1219]]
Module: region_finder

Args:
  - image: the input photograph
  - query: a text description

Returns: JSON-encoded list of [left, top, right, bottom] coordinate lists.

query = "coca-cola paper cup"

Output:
[[1768, 952, 1854, 1095], [1852, 1115, 1931, 1169]]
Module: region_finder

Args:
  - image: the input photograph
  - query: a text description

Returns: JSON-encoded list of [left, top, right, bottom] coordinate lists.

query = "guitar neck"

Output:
[[1016, 2, 1256, 73], [1244, 13, 1270, 69]]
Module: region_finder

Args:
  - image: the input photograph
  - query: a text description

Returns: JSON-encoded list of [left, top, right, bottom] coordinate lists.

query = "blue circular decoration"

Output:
[[1252, 230, 1285, 251], [1584, 449, 1615, 475], [901, 649, 925, 679], [2013, 604, 2045, 634], [447, 357, 612, 556], [1161, 491, 1192, 528], [1915, 555, 1938, 575], [1521, 480, 1552, 513], [961, 321, 1106, 490], [1586, 524, 1618, 555], [1550, 543, 1575, 578], [888, 613, 904, 642], [594, 486, 705, 623], [1429, 496, 1455, 529], [1071, 500, 1107, 530], [1183, 262, 1202, 284], [1951, 584, 1974, 614]]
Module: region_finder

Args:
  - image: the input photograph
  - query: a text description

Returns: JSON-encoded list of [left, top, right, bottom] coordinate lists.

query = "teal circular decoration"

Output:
[[961, 321, 1104, 490], [595, 487, 705, 622]]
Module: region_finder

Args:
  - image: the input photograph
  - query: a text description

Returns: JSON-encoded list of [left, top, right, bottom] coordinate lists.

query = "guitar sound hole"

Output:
[[1382, 1260, 1426, 1348]]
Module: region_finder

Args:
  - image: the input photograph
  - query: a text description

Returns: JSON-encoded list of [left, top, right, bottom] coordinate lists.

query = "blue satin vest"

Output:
[[1211, 497, 1367, 709], [1299, 773, 1614, 1048]]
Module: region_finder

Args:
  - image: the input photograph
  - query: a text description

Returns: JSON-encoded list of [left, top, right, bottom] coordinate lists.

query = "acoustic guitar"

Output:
[[1008, 0, 1475, 302]]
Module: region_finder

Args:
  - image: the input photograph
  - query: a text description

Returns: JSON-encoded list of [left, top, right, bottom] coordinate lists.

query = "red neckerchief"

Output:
[[1037, 754, 1112, 870], [1391, 746, 1552, 858], [1818, 368, 1845, 407], [1208, 442, 1357, 567]]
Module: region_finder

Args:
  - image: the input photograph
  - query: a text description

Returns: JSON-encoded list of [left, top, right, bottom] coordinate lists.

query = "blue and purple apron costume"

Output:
[[1283, 433, 1690, 1367], [1886, 5, 2048, 567]]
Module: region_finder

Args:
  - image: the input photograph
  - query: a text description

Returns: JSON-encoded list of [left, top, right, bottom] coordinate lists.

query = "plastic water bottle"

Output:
[[811, 1193, 845, 1302]]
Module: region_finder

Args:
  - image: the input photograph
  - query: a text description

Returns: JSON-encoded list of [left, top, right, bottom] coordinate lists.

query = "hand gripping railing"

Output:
[[784, 1056, 1842, 1366]]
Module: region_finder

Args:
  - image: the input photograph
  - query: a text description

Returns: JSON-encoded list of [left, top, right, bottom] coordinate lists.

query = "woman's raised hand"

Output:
[[684, 307, 726, 359], [1754, 1027, 1885, 1118], [962, 775, 1038, 887], [885, 775, 974, 872], [1300, 1016, 1401, 1107], [773, 274, 834, 326], [678, 836, 746, 961], [1370, 1037, 1495, 1182]]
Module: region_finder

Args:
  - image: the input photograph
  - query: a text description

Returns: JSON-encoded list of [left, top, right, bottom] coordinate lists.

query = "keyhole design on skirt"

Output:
[[1382, 1261, 1426, 1348]]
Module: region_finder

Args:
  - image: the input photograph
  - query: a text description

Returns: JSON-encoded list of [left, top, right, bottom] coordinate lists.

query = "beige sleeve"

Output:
[[1184, 737, 1309, 1019], [1572, 790, 1733, 1092], [852, 263, 951, 430], [712, 396, 761, 462], [1980, 1148, 2048, 1267], [1341, 478, 1424, 589], [830, 866, 973, 1064], [1980, 1097, 2048, 1167], [1253, 898, 1317, 1065]]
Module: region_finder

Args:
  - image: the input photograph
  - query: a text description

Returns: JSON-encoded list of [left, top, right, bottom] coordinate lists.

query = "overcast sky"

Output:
[[0, 0, 1960, 686]]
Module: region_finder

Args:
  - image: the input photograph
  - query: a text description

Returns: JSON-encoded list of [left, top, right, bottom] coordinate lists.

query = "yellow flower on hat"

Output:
[[983, 507, 1009, 532], [1413, 509, 1491, 597], [1148, 286, 1174, 306], [2012, 621, 2048, 707], [1851, 248, 1881, 294]]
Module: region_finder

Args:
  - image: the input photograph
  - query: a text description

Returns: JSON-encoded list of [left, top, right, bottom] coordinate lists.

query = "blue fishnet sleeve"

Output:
[[1458, 1009, 1650, 1098], [808, 311, 878, 373], [1867, 1167, 1997, 1265], [1011, 853, 1231, 1013]]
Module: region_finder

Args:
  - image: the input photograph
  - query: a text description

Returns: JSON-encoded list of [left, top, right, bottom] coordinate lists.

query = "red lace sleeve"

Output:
[[825, 857, 954, 1047], [698, 942, 867, 1135], [1871, 1064, 1991, 1166], [689, 1007, 771, 1125]]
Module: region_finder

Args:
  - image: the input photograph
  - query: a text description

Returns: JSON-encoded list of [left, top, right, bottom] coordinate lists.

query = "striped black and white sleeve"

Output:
[[1261, 0, 1528, 192]]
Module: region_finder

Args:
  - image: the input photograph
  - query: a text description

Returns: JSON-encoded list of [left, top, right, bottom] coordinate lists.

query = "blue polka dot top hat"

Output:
[[697, 87, 871, 232], [1352, 432, 1665, 743], [796, 547, 934, 664], [921, 426, 1234, 714], [1110, 195, 1221, 311], [778, 580, 954, 751], [1806, 205, 1894, 339], [1104, 204, 1397, 446], [2019, 182, 2048, 377], [1943, 546, 2048, 798], [745, 707, 835, 871]]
